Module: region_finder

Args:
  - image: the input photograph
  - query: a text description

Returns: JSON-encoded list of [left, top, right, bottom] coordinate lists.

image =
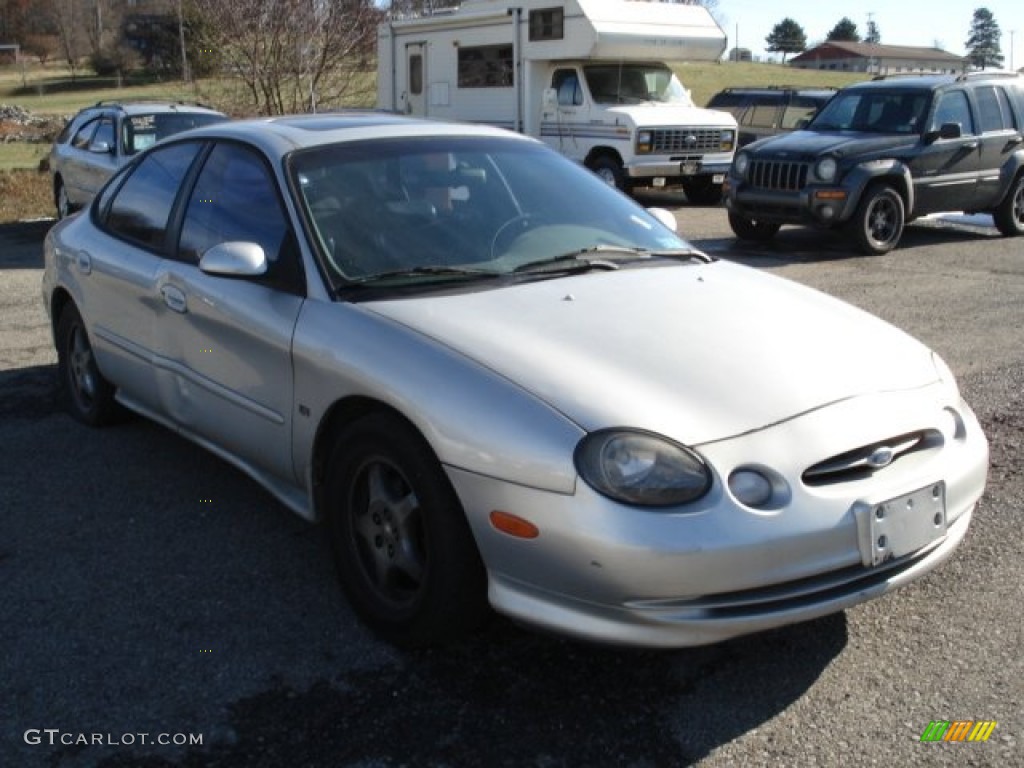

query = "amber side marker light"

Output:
[[489, 510, 540, 539]]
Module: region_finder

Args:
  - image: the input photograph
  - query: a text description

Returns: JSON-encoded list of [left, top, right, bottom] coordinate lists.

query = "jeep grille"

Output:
[[651, 128, 722, 153], [747, 159, 810, 191]]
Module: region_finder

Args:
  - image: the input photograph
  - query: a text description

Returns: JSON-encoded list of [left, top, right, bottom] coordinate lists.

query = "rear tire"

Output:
[[55, 178, 75, 220], [847, 184, 905, 254], [56, 304, 120, 426], [993, 173, 1024, 237], [325, 412, 488, 647], [728, 211, 780, 242]]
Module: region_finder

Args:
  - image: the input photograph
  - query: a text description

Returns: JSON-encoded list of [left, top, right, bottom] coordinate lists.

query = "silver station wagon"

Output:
[[42, 114, 989, 647]]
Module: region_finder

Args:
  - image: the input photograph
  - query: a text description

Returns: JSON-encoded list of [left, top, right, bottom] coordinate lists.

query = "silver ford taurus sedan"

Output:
[[42, 114, 989, 648]]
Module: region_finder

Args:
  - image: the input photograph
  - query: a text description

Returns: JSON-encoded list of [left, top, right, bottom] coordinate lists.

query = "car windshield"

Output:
[[583, 64, 694, 105], [289, 136, 693, 288], [123, 112, 226, 155], [808, 90, 931, 135]]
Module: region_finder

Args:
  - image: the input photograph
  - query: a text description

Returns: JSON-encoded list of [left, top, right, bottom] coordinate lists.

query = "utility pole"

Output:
[[177, 0, 191, 83]]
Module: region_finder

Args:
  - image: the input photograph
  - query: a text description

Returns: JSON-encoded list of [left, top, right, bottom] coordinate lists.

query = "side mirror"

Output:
[[89, 141, 112, 154], [199, 241, 268, 277], [925, 122, 962, 144], [647, 207, 678, 233]]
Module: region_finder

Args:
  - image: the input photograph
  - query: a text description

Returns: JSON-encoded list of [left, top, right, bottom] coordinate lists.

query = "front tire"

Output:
[[56, 304, 120, 426], [847, 185, 905, 254], [325, 412, 488, 647], [728, 211, 780, 242], [993, 173, 1024, 237], [588, 155, 629, 193]]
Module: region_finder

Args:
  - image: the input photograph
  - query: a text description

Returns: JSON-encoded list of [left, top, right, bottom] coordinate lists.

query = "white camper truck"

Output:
[[377, 0, 738, 203]]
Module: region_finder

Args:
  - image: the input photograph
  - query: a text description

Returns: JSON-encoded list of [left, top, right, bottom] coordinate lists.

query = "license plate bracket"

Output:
[[854, 482, 947, 567], [681, 161, 700, 176]]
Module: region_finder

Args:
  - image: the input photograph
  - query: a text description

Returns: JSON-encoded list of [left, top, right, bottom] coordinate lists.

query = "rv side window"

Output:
[[458, 45, 513, 88], [409, 55, 423, 96], [529, 8, 564, 41], [552, 69, 583, 107]]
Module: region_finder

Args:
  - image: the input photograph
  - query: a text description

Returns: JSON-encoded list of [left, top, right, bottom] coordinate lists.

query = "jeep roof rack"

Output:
[[955, 70, 1023, 81]]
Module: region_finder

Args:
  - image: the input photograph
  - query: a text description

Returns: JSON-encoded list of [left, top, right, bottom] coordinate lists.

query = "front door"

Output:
[[911, 90, 983, 214], [153, 141, 305, 483]]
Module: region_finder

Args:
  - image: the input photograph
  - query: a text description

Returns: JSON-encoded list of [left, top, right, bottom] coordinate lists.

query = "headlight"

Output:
[[733, 152, 749, 176], [636, 130, 653, 153], [575, 429, 711, 507], [815, 157, 837, 182], [720, 129, 735, 151]]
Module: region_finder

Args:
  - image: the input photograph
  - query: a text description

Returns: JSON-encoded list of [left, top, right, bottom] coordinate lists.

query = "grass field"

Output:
[[0, 60, 867, 223]]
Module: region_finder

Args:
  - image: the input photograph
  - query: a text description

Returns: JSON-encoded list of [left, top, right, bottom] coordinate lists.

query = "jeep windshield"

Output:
[[583, 64, 694, 106], [808, 90, 932, 135]]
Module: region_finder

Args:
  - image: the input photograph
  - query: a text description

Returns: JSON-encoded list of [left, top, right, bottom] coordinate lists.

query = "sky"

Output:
[[714, 0, 1022, 67]]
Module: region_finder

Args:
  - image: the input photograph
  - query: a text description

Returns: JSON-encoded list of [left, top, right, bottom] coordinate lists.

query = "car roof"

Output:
[[79, 100, 226, 117], [171, 112, 538, 157]]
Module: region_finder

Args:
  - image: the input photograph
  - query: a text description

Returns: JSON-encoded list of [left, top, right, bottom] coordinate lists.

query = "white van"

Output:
[[377, 0, 738, 203]]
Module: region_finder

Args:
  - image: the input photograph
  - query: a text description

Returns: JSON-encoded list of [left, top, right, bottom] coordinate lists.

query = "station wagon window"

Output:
[[457, 45, 513, 88], [781, 97, 823, 129], [104, 141, 203, 250], [178, 142, 303, 294], [71, 118, 100, 150], [90, 117, 115, 152], [930, 90, 975, 135], [529, 8, 564, 41]]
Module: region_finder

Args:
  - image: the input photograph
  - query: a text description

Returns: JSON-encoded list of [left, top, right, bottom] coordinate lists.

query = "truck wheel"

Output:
[[728, 212, 780, 242], [682, 177, 723, 206], [993, 173, 1024, 236], [325, 412, 489, 647], [588, 156, 629, 193], [847, 184, 904, 254]]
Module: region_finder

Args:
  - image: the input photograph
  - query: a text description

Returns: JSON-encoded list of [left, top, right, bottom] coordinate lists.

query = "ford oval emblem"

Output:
[[685, 134, 697, 147], [867, 446, 895, 469]]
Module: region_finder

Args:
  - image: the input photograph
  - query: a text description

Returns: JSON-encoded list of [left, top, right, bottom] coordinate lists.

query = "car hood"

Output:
[[752, 130, 916, 158], [364, 261, 938, 445], [605, 104, 737, 128]]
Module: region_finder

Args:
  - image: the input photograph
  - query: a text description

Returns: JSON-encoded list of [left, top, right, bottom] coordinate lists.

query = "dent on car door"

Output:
[[85, 140, 207, 413], [912, 90, 982, 213], [154, 141, 305, 483]]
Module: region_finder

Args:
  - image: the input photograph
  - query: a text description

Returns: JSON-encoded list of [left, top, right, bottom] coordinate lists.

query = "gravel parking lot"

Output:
[[1, 205, 1021, 768]]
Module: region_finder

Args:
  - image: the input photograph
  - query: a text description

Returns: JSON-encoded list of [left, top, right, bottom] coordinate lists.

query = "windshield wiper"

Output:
[[513, 245, 711, 275], [345, 265, 502, 285]]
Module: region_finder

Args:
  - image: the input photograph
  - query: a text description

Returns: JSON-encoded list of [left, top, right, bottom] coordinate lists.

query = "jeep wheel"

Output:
[[993, 173, 1024, 237], [728, 212, 780, 242], [682, 177, 723, 206], [848, 185, 904, 255]]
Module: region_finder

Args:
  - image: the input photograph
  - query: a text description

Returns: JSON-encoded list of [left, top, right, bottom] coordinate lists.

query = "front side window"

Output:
[[90, 117, 115, 153], [457, 45, 513, 88], [179, 142, 302, 292], [71, 118, 101, 150], [930, 90, 975, 135], [103, 141, 203, 250], [552, 69, 582, 106]]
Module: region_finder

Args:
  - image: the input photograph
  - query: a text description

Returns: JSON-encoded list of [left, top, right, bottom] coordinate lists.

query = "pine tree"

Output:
[[965, 8, 1003, 69], [827, 18, 860, 42], [765, 18, 807, 62]]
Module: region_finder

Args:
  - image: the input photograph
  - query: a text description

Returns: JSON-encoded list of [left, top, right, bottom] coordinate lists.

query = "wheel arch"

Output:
[[49, 287, 75, 344], [843, 161, 914, 220], [584, 146, 625, 170]]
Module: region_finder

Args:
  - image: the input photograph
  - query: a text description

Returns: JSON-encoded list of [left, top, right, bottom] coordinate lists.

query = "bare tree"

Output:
[[194, 0, 380, 115], [42, 0, 83, 78]]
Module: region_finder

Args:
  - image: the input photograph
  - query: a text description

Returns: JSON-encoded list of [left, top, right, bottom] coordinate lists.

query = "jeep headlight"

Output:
[[815, 157, 838, 182], [575, 429, 712, 507], [733, 151, 750, 177]]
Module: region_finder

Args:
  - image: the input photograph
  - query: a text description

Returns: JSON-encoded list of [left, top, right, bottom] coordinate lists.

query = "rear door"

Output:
[[971, 84, 1023, 208]]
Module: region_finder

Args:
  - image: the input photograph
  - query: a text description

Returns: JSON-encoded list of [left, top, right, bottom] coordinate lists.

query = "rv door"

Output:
[[544, 68, 585, 157], [405, 44, 426, 116]]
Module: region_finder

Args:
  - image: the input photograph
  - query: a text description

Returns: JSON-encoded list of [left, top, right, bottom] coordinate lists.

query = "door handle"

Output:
[[160, 284, 188, 314]]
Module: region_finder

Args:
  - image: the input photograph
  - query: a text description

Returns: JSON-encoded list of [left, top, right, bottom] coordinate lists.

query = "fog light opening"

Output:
[[728, 469, 774, 508]]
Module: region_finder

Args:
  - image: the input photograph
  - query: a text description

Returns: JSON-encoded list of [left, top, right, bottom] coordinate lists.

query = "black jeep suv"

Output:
[[724, 72, 1024, 254]]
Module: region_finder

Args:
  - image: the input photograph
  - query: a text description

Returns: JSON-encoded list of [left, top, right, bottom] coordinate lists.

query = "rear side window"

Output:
[[781, 97, 824, 129], [743, 100, 782, 128], [975, 85, 1015, 132], [103, 141, 203, 250]]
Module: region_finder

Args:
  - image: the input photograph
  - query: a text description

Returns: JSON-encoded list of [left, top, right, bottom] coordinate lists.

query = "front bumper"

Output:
[[628, 154, 733, 180], [725, 180, 859, 226], [447, 385, 988, 647]]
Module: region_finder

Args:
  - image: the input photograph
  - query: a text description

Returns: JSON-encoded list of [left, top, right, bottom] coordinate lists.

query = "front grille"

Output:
[[803, 430, 941, 486], [747, 159, 810, 191], [650, 128, 722, 153]]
